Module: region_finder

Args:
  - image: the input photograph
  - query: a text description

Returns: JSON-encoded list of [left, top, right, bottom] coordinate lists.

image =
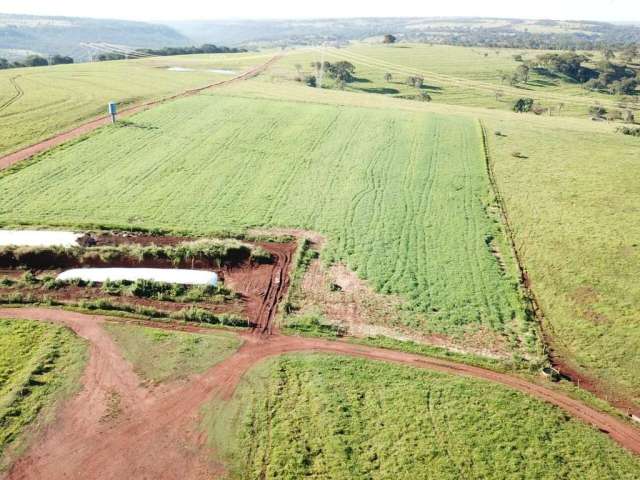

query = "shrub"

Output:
[[513, 98, 535, 113], [618, 126, 640, 137]]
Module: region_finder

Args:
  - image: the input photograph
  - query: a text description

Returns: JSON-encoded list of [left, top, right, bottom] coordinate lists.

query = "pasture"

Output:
[[204, 354, 640, 479], [0, 92, 532, 350], [0, 51, 275, 156], [104, 323, 242, 384], [484, 111, 640, 403], [0, 319, 85, 466], [275, 44, 637, 117]]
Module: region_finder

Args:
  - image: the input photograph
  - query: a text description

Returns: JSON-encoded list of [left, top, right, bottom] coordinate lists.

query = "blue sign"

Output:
[[108, 102, 117, 115]]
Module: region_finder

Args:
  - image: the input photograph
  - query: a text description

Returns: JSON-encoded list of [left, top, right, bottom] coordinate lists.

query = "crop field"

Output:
[[0, 92, 532, 346], [275, 44, 636, 117], [0, 318, 85, 467], [0, 51, 275, 156], [104, 323, 242, 384], [238, 59, 640, 407], [204, 354, 640, 479]]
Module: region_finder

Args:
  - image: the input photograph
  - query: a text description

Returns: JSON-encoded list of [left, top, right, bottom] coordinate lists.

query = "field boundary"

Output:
[[0, 53, 283, 171], [479, 120, 639, 418]]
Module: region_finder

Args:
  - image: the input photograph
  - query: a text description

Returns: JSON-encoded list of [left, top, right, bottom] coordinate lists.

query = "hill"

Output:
[[166, 17, 640, 49], [0, 13, 190, 62]]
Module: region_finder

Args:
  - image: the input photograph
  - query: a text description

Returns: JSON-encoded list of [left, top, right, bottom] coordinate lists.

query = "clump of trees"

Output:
[[135, 44, 246, 57], [405, 75, 425, 88], [383, 34, 397, 44], [326, 61, 356, 82], [513, 98, 534, 113], [617, 126, 640, 136], [309, 61, 357, 84], [0, 54, 74, 70], [509, 52, 639, 96], [533, 53, 597, 83]]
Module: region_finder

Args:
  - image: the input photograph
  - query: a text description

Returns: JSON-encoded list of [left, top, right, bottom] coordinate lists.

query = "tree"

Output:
[[405, 76, 424, 88], [603, 49, 616, 61], [515, 64, 530, 84], [624, 110, 635, 123], [304, 75, 317, 87], [384, 72, 393, 82], [24, 55, 48, 67], [512, 98, 535, 113], [326, 61, 356, 83], [589, 105, 607, 117], [383, 34, 397, 44], [50, 55, 74, 65], [0, 58, 8, 70]]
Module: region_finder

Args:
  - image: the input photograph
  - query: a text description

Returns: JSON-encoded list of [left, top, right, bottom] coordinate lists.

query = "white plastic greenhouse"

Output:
[[0, 230, 81, 247], [57, 268, 218, 286]]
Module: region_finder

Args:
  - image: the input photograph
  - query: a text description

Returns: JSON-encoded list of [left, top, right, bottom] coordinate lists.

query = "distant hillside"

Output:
[[166, 17, 640, 50], [0, 13, 190, 61]]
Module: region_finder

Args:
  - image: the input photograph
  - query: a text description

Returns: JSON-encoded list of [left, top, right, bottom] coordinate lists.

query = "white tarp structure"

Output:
[[0, 230, 81, 247], [57, 268, 218, 286]]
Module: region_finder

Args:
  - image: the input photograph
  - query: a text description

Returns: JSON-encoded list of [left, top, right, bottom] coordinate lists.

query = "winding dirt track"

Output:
[[1, 307, 639, 480], [0, 54, 282, 171]]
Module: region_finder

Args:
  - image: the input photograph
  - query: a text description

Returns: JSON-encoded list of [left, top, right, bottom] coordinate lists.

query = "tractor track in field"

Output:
[[0, 76, 24, 113], [0, 54, 283, 172], [1, 304, 640, 479]]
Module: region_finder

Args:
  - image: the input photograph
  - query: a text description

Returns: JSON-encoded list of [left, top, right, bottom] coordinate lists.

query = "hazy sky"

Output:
[[0, 0, 638, 23]]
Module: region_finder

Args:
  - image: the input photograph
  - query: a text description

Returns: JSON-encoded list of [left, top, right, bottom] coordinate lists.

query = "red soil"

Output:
[[0, 237, 295, 328], [1, 306, 640, 480], [0, 54, 282, 172]]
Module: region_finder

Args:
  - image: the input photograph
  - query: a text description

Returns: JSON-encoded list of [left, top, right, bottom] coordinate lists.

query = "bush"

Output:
[[513, 98, 535, 113], [618, 126, 640, 137]]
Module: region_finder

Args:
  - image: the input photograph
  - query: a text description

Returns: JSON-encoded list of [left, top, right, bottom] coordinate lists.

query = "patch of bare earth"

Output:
[[297, 259, 511, 359]]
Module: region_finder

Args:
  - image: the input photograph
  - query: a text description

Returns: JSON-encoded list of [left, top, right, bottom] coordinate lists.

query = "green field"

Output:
[[0, 319, 86, 466], [483, 111, 640, 403], [204, 354, 640, 479], [274, 44, 636, 117], [0, 51, 274, 156], [0, 91, 532, 349], [221, 70, 640, 406], [104, 323, 241, 384]]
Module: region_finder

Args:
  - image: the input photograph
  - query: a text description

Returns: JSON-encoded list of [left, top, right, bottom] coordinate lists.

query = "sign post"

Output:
[[108, 102, 117, 124]]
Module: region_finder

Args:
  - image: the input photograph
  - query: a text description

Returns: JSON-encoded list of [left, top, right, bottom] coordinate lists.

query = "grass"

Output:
[[483, 109, 640, 404], [0, 318, 86, 468], [274, 44, 638, 117], [104, 322, 241, 384], [0, 92, 531, 347], [203, 353, 640, 479], [229, 61, 640, 406], [0, 51, 275, 157]]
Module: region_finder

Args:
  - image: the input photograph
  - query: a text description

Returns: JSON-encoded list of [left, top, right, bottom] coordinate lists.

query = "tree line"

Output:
[[0, 44, 246, 70], [0, 54, 73, 70]]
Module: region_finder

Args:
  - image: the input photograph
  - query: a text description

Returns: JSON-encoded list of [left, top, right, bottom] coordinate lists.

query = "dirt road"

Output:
[[1, 307, 639, 480], [0, 54, 282, 171]]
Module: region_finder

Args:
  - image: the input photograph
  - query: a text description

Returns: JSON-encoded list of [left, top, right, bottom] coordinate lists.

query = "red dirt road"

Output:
[[1, 307, 640, 480], [0, 54, 282, 171]]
